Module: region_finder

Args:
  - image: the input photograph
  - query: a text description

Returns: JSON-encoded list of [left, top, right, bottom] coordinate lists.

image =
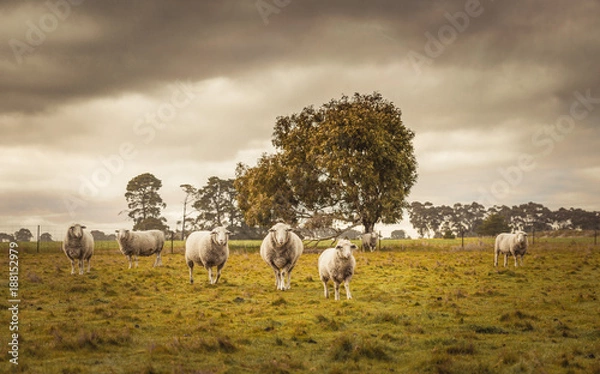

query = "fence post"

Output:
[[171, 231, 174, 254], [378, 231, 382, 251], [461, 229, 464, 250], [36, 225, 40, 253]]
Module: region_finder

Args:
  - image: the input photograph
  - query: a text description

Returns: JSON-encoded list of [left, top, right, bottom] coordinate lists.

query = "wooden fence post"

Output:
[[36, 225, 40, 253]]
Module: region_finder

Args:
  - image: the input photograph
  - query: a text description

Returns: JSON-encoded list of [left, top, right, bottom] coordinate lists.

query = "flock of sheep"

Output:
[[62, 223, 529, 301]]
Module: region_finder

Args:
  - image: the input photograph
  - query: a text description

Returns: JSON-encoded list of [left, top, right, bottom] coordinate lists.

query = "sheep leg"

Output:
[[126, 255, 133, 269], [154, 252, 163, 267], [334, 281, 341, 301], [344, 280, 352, 300], [214, 264, 224, 284], [135, 255, 139, 268], [283, 268, 292, 290], [503, 254, 508, 268], [207, 267, 214, 284], [187, 261, 194, 284], [494, 251, 498, 267], [513, 254, 518, 267], [86, 258, 91, 273], [322, 279, 329, 298], [273, 268, 282, 290], [69, 259, 76, 275], [78, 259, 84, 275]]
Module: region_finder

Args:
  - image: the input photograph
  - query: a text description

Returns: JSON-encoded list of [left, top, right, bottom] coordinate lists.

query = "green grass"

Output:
[[2, 238, 600, 373]]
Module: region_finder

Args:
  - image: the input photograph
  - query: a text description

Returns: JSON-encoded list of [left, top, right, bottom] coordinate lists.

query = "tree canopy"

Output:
[[124, 172, 168, 231], [235, 92, 418, 233], [14, 228, 33, 242]]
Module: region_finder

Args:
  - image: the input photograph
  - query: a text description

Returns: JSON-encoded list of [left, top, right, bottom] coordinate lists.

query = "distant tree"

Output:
[[550, 207, 573, 230], [408, 201, 444, 238], [339, 228, 362, 240], [566, 208, 597, 230], [90, 230, 108, 241], [0, 233, 15, 242], [511, 202, 552, 231], [14, 228, 33, 242], [477, 213, 510, 236], [194, 177, 241, 230], [390, 229, 407, 239], [134, 216, 169, 231], [235, 92, 418, 234], [179, 184, 198, 240], [39, 232, 53, 242], [452, 202, 486, 236], [124, 173, 168, 232]]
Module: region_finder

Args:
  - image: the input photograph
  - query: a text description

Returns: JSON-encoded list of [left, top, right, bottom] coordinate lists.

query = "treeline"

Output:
[[408, 201, 600, 238], [0, 229, 116, 243]]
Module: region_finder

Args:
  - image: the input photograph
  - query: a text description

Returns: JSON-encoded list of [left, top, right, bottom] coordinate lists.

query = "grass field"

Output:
[[2, 237, 600, 373]]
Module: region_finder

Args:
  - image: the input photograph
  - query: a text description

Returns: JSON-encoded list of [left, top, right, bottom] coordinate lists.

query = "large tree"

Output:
[[235, 92, 418, 234], [124, 172, 168, 231]]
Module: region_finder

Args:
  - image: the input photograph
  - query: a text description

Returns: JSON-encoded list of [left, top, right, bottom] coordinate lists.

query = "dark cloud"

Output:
[[0, 0, 599, 231]]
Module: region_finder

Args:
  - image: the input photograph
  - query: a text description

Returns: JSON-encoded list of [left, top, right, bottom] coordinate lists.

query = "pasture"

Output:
[[3, 237, 600, 373]]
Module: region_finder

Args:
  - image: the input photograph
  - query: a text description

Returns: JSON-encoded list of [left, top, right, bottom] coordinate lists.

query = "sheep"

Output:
[[494, 231, 528, 268], [185, 227, 231, 284], [318, 239, 357, 300], [115, 229, 165, 269], [260, 222, 304, 291], [361, 232, 378, 252], [62, 223, 94, 275]]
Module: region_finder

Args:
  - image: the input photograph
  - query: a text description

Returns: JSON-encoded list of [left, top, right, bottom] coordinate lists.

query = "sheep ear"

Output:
[[350, 244, 358, 250], [226, 230, 232, 235], [81, 225, 86, 229], [115, 230, 119, 233]]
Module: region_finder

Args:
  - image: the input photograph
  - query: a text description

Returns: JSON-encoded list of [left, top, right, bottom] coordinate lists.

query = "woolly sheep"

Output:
[[494, 231, 528, 268], [361, 232, 378, 252], [260, 222, 304, 291], [318, 239, 357, 300], [185, 227, 231, 284], [62, 223, 94, 275], [115, 229, 165, 269]]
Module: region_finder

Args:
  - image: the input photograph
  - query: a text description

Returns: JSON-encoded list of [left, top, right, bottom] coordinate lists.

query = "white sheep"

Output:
[[318, 239, 357, 300], [361, 232, 378, 252], [260, 222, 304, 291], [115, 229, 165, 269], [62, 223, 94, 275], [494, 231, 528, 268], [185, 227, 231, 284]]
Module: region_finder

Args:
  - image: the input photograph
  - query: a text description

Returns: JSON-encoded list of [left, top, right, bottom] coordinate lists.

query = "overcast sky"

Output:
[[1, 0, 599, 236]]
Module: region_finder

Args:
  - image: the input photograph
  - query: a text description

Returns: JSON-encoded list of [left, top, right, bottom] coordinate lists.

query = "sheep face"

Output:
[[335, 239, 356, 260], [69, 224, 86, 239], [211, 227, 231, 246], [115, 229, 130, 241], [269, 223, 292, 247], [516, 231, 527, 246]]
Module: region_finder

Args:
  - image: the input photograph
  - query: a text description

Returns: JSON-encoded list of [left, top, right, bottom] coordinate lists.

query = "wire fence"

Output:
[[1, 226, 597, 255]]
